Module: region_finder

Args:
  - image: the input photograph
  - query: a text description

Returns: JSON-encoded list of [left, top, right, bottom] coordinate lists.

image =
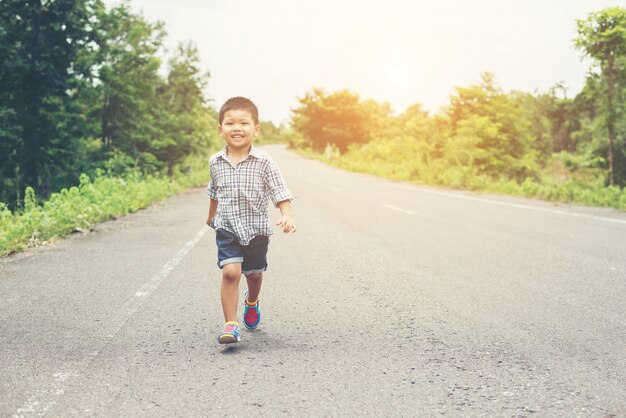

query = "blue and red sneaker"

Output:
[[218, 321, 241, 344], [243, 290, 261, 330]]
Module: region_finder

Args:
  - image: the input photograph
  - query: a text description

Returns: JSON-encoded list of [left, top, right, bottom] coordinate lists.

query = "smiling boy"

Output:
[[206, 97, 296, 344]]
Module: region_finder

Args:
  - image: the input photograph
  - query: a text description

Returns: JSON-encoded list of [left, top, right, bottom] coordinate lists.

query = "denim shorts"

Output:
[[215, 228, 269, 275]]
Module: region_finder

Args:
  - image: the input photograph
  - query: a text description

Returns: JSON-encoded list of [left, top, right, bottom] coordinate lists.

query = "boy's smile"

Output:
[[219, 109, 260, 153]]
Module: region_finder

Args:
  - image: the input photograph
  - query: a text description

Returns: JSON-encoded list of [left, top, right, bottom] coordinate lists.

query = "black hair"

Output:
[[219, 97, 259, 125]]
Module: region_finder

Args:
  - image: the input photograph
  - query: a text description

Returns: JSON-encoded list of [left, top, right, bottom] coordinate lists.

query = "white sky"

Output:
[[105, 0, 625, 124]]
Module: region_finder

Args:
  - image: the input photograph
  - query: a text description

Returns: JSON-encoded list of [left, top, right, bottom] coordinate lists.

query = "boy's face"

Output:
[[219, 109, 260, 152]]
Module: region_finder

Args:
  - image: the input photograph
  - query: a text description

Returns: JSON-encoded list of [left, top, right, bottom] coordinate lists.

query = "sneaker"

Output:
[[243, 290, 261, 330], [218, 321, 241, 344]]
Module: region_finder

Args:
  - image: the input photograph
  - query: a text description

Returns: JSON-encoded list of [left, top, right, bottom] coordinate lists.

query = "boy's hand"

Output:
[[276, 215, 296, 233], [207, 199, 218, 228]]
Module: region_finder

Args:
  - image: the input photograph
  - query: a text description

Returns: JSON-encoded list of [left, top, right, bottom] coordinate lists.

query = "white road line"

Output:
[[393, 185, 626, 225], [12, 227, 208, 418], [383, 204, 415, 215]]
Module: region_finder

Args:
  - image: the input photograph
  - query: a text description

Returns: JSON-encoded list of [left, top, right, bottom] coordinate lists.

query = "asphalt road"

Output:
[[1, 144, 625, 417]]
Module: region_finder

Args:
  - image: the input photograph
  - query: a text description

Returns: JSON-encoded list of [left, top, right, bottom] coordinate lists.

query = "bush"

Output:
[[0, 155, 210, 257], [300, 142, 626, 211]]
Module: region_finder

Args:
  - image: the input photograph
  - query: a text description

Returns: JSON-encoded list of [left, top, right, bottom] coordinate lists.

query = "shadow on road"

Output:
[[218, 329, 290, 354]]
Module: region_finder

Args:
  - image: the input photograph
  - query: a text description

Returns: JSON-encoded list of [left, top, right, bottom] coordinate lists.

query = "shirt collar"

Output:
[[218, 145, 261, 161], [249, 145, 262, 158]]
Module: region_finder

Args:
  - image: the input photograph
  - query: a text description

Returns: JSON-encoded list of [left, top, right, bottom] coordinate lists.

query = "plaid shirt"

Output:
[[207, 146, 293, 245]]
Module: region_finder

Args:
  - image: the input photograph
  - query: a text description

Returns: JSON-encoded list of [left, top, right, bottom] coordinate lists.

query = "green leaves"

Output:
[[291, 63, 626, 208], [0, 0, 106, 203], [575, 7, 626, 62], [291, 5, 626, 194], [444, 73, 538, 180], [0, 1, 218, 208], [575, 7, 626, 185], [0, 154, 211, 257]]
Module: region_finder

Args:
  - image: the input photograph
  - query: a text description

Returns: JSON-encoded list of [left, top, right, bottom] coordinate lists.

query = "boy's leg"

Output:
[[240, 235, 268, 330], [244, 273, 263, 303], [242, 273, 262, 330], [221, 263, 242, 322], [241, 235, 269, 302]]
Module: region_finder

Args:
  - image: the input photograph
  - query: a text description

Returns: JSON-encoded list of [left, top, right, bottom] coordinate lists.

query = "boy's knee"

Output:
[[246, 272, 262, 282], [222, 264, 241, 282]]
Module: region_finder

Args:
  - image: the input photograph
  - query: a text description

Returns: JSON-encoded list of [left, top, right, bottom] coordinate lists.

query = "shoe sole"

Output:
[[243, 322, 258, 330], [218, 334, 240, 344]]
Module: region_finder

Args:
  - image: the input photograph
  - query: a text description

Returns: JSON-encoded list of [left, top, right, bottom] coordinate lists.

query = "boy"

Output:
[[206, 97, 296, 344]]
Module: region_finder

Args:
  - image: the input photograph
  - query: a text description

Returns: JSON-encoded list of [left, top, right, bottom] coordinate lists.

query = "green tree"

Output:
[[575, 7, 626, 185], [512, 85, 582, 162], [0, 1, 218, 210], [257, 121, 283, 144], [0, 0, 104, 204], [98, 3, 166, 173], [155, 42, 215, 173], [444, 73, 538, 180], [400, 103, 432, 141]]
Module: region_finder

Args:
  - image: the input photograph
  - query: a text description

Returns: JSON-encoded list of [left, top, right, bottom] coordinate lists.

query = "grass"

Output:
[[0, 155, 210, 257], [295, 145, 626, 211], [4, 141, 624, 258]]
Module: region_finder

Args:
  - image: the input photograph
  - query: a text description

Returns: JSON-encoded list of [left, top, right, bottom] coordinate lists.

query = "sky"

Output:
[[105, 0, 625, 124]]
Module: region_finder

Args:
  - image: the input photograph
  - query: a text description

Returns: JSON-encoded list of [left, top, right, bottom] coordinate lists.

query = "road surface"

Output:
[[1, 144, 625, 416]]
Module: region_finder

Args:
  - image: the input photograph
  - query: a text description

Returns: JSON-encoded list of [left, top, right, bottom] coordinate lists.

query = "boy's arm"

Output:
[[206, 159, 219, 227], [276, 200, 296, 233], [264, 157, 293, 208], [206, 198, 218, 227]]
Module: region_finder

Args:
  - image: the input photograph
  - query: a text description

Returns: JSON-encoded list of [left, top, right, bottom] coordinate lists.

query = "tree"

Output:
[[0, 1, 218, 207], [513, 85, 580, 160], [155, 42, 215, 173], [444, 73, 538, 180], [291, 88, 385, 152], [257, 121, 282, 144], [575, 7, 626, 185], [0, 0, 104, 204], [98, 3, 166, 173]]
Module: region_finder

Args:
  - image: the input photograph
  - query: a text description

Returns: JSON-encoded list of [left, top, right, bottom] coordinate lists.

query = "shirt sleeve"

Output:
[[264, 157, 293, 207], [207, 160, 218, 200]]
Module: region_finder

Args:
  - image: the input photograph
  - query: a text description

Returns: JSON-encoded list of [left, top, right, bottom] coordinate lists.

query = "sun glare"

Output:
[[380, 64, 412, 90], [370, 63, 418, 110]]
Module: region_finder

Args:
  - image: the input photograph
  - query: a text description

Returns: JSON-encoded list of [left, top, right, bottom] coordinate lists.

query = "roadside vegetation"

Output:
[[289, 8, 626, 210], [2, 4, 625, 256], [0, 156, 206, 256], [0, 1, 226, 256]]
